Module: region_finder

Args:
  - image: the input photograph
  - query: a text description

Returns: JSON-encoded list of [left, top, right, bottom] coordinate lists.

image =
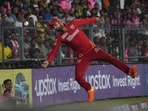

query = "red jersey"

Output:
[[47, 17, 97, 62]]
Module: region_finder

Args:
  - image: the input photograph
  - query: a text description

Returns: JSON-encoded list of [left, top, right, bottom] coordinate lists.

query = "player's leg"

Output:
[[75, 56, 95, 102], [91, 48, 138, 78]]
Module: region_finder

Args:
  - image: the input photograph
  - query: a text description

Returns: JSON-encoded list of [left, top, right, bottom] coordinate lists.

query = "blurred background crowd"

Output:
[[0, 0, 148, 67]]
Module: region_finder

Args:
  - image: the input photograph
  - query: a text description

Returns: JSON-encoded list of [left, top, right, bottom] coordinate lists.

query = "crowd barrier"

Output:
[[0, 63, 148, 108]]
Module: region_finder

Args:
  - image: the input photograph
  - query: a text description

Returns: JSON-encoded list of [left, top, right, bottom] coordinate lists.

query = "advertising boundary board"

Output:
[[32, 64, 146, 107]]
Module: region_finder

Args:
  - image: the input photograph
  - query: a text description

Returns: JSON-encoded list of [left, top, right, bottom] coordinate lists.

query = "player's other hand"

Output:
[[41, 60, 49, 69]]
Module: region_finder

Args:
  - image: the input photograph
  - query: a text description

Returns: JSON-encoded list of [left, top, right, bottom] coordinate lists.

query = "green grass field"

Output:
[[1, 96, 148, 111], [35, 96, 148, 111]]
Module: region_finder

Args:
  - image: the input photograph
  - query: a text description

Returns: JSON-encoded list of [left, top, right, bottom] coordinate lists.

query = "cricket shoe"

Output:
[[88, 87, 96, 103], [129, 65, 138, 78]]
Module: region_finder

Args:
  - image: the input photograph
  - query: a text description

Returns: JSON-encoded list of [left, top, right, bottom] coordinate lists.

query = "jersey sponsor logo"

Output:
[[61, 32, 68, 39], [94, 47, 100, 52], [67, 29, 79, 41]]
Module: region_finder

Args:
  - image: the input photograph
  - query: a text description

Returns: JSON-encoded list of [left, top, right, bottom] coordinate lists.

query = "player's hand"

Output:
[[41, 60, 49, 69], [96, 17, 104, 23]]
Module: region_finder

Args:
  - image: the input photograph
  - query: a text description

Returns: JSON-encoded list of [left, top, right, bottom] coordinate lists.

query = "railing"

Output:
[[0, 21, 148, 68]]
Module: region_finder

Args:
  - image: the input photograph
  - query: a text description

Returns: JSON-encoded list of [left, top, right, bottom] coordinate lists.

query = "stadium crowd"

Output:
[[0, 0, 148, 65]]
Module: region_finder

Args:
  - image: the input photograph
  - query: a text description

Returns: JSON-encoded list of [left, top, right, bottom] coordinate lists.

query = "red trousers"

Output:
[[75, 47, 130, 91]]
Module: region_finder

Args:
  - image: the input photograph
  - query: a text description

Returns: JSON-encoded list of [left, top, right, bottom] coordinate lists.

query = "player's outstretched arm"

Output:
[[41, 60, 49, 69], [73, 17, 103, 26]]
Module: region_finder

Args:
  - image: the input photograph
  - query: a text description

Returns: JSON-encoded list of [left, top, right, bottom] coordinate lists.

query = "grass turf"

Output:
[[37, 96, 148, 111]]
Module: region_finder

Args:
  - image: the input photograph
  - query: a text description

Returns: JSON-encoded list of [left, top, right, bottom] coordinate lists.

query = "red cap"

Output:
[[48, 18, 60, 28]]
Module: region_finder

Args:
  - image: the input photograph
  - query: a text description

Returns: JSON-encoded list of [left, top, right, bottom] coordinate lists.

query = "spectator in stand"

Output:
[[82, 7, 91, 18], [5, 10, 15, 23], [106, 37, 113, 54], [141, 40, 148, 62], [88, 0, 95, 9], [11, 7, 18, 22], [23, 34, 32, 59], [21, 0, 30, 10], [57, 6, 65, 19], [73, 10, 81, 19], [2, 0, 11, 14], [94, 0, 102, 10], [42, 7, 53, 21], [93, 35, 100, 47], [92, 3, 101, 17], [98, 36, 108, 51], [104, 13, 111, 33], [128, 39, 139, 62], [34, 6, 41, 18], [90, 8, 97, 17], [71, 0, 83, 17], [8, 33, 19, 59], [93, 26, 102, 38], [58, 0, 72, 11], [43, 38, 55, 57], [102, 0, 110, 10], [38, 1, 45, 8], [124, 12, 132, 27], [27, 7, 38, 26], [132, 12, 140, 28], [36, 15, 46, 41], [13, 0, 22, 8], [65, 9, 75, 22], [42, 0, 50, 7], [29, 39, 42, 59], [51, 7, 61, 18], [35, 35, 47, 58], [141, 15, 148, 28], [0, 13, 14, 26], [0, 38, 12, 62], [15, 11, 25, 27], [137, 39, 143, 62]]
